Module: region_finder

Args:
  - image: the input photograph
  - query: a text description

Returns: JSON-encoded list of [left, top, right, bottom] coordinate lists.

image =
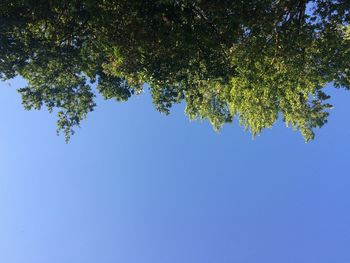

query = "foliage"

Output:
[[1, 0, 349, 141]]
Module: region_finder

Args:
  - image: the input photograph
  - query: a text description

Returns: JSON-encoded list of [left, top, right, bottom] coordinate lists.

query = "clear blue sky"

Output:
[[0, 78, 350, 263]]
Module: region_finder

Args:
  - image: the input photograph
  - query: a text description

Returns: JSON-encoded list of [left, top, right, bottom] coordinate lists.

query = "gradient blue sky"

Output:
[[0, 78, 350, 263]]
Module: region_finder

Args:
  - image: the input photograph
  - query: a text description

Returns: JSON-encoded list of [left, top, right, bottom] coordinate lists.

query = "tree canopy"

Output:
[[1, 0, 349, 141]]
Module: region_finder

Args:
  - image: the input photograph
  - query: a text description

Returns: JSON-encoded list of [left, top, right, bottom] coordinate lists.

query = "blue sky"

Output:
[[0, 78, 350, 263]]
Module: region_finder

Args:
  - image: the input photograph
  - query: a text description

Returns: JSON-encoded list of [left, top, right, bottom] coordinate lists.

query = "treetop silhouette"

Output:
[[1, 0, 349, 141]]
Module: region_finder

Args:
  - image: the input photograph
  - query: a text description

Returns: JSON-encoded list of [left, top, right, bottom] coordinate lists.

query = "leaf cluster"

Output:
[[1, 0, 349, 141]]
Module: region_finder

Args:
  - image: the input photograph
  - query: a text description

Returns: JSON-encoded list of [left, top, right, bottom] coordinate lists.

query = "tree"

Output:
[[1, 0, 349, 141]]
